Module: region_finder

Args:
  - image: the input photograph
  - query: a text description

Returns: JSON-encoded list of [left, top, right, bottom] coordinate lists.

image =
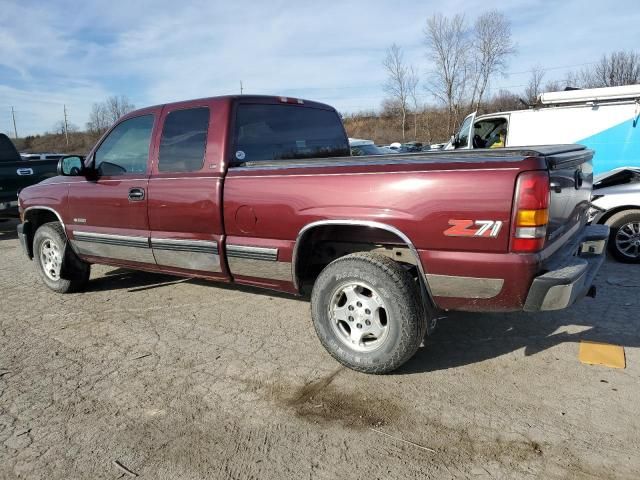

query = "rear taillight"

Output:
[[512, 171, 550, 253]]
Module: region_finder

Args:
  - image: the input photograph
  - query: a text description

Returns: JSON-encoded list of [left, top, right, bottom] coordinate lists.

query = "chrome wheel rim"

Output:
[[40, 238, 62, 281], [615, 222, 640, 259], [328, 281, 389, 352]]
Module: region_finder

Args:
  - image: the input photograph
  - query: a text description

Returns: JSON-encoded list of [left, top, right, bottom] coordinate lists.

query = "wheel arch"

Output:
[[22, 206, 66, 258], [291, 220, 436, 309], [597, 205, 640, 225]]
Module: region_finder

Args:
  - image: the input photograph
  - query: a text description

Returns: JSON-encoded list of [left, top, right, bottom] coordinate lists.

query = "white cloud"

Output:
[[1, 0, 639, 136]]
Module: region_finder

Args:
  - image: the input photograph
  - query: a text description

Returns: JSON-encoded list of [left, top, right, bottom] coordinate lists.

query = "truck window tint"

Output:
[[232, 104, 349, 164], [95, 115, 154, 176], [158, 107, 209, 172]]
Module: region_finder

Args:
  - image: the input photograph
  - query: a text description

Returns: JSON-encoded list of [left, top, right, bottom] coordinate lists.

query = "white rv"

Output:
[[448, 85, 640, 176]]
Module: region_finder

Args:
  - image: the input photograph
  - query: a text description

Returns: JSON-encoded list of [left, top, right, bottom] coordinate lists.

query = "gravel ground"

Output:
[[1, 218, 639, 479]]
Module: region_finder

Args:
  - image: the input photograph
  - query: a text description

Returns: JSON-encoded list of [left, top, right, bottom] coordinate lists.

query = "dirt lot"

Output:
[[1, 218, 639, 479]]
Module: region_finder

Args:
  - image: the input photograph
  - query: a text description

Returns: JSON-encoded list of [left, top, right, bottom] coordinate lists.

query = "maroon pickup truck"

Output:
[[17, 95, 608, 373]]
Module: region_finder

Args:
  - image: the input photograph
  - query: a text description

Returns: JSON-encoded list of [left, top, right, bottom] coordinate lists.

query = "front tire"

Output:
[[311, 252, 427, 374], [605, 210, 640, 263], [33, 222, 90, 293]]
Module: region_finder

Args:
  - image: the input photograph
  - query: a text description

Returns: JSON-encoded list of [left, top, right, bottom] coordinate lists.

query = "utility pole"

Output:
[[240, 81, 244, 95], [11, 106, 18, 139], [63, 104, 69, 146]]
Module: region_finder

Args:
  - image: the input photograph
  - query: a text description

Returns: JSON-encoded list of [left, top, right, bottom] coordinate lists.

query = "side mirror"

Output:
[[57, 155, 85, 176], [451, 135, 459, 148]]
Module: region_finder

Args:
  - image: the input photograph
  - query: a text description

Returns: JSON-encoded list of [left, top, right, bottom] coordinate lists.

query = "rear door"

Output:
[[67, 112, 158, 265], [147, 100, 227, 278]]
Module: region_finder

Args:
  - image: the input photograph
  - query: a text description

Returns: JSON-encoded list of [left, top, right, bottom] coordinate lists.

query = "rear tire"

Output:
[[605, 209, 640, 263], [33, 222, 90, 293], [311, 252, 427, 374]]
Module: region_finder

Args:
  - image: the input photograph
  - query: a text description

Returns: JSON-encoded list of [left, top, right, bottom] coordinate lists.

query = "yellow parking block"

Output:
[[579, 341, 626, 369]]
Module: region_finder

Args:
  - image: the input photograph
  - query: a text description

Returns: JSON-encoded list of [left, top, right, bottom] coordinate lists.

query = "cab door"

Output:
[[67, 111, 159, 265], [147, 101, 228, 279], [451, 112, 476, 149]]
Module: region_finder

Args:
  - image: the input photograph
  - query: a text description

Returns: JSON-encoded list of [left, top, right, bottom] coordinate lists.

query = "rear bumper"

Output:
[[523, 224, 609, 311]]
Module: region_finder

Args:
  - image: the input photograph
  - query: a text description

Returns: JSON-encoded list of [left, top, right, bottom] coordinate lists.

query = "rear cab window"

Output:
[[231, 103, 349, 165]]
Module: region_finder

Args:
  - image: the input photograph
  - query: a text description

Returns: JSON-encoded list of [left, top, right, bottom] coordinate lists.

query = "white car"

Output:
[[590, 168, 640, 263]]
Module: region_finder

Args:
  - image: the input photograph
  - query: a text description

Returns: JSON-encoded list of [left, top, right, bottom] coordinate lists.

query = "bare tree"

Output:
[[469, 11, 516, 111], [588, 51, 640, 87], [383, 44, 412, 140], [524, 65, 545, 104], [424, 13, 470, 135], [407, 66, 420, 140], [86, 95, 135, 134]]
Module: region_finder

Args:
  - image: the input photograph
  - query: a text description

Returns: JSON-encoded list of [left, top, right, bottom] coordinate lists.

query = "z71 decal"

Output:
[[444, 219, 503, 238]]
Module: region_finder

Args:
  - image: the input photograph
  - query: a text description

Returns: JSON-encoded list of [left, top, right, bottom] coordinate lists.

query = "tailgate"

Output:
[[545, 147, 594, 245]]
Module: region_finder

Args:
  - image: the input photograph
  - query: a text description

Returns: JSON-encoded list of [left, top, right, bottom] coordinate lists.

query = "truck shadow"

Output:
[[88, 267, 306, 302], [0, 218, 19, 241], [88, 261, 638, 375], [398, 261, 640, 375]]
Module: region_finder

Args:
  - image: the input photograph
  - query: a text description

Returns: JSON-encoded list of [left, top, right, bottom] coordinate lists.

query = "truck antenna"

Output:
[[240, 81, 244, 95]]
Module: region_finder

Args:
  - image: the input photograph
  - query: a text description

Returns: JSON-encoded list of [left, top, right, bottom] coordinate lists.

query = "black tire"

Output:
[[33, 222, 90, 293], [311, 252, 427, 374], [605, 209, 640, 263]]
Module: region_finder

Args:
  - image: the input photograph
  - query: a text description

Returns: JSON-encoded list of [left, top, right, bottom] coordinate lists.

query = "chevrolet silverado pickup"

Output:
[[0, 133, 59, 217], [17, 95, 609, 373]]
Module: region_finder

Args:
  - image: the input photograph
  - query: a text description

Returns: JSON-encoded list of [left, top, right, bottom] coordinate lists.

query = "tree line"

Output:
[[16, 96, 136, 154], [373, 10, 640, 145]]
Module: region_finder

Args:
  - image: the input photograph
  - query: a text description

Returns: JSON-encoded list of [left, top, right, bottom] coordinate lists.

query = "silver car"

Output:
[[590, 168, 640, 263]]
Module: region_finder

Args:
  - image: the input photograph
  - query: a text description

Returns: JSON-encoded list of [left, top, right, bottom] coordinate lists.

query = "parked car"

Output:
[[349, 138, 394, 156], [0, 134, 59, 217], [447, 84, 640, 176], [590, 167, 640, 263], [17, 95, 608, 373], [387, 141, 429, 153]]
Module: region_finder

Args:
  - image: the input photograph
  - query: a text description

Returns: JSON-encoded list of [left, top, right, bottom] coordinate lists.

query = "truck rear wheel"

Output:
[[310, 252, 426, 374], [605, 209, 640, 263], [33, 222, 90, 293]]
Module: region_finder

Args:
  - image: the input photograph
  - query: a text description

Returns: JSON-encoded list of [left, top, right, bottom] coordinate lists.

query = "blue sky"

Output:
[[1, 0, 639, 136]]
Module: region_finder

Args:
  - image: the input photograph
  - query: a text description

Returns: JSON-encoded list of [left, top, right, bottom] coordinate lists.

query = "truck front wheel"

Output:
[[33, 222, 90, 293], [311, 252, 427, 374]]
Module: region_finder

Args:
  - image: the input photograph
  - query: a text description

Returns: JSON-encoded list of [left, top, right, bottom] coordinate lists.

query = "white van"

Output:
[[448, 85, 640, 176]]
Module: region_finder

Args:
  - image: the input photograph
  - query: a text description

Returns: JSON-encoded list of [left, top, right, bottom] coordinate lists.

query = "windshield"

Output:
[[350, 144, 384, 156]]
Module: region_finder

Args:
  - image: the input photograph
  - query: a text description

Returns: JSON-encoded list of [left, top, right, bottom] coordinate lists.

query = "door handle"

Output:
[[128, 187, 145, 201], [17, 168, 34, 176]]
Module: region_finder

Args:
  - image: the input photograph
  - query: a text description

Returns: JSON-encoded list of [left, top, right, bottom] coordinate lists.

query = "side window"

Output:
[[158, 107, 209, 172], [95, 115, 154, 176]]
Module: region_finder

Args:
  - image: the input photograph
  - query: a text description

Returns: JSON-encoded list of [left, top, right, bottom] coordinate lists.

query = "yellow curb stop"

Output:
[[579, 341, 626, 369]]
